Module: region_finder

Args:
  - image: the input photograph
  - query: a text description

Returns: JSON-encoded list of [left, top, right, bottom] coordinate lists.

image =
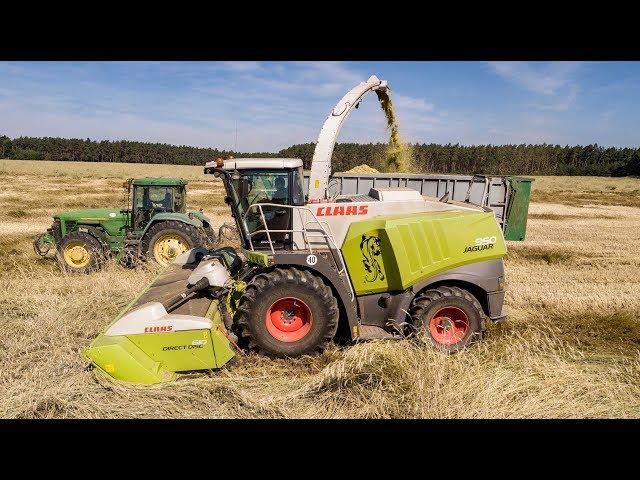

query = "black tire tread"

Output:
[[235, 267, 339, 356], [409, 285, 486, 350], [141, 220, 203, 265], [57, 231, 106, 274]]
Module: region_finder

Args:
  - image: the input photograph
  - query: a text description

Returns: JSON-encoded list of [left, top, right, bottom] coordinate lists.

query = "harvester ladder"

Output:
[[243, 203, 355, 300]]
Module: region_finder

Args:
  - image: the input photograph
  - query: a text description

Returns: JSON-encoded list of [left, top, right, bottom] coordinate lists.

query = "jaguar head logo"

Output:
[[360, 234, 385, 283]]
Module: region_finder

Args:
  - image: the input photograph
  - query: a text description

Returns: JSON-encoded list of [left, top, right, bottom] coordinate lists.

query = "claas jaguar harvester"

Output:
[[84, 76, 510, 384]]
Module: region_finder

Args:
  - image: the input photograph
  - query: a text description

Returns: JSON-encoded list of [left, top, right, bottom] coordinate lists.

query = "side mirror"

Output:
[[224, 196, 232, 205]]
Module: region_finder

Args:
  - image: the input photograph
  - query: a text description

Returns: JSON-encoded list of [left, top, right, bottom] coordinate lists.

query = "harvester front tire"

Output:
[[235, 268, 339, 357], [58, 232, 105, 274], [143, 220, 201, 267], [409, 286, 485, 353]]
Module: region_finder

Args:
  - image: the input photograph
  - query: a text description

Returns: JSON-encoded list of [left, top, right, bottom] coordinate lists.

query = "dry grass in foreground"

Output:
[[1, 160, 640, 418]]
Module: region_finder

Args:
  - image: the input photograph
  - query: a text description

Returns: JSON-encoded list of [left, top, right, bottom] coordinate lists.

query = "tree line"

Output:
[[1, 134, 638, 176]]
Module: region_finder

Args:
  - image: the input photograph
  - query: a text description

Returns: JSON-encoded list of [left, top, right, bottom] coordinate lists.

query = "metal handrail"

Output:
[[242, 203, 354, 299]]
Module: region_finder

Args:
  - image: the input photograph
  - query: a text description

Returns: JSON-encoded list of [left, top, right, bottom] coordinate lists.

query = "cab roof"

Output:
[[204, 158, 303, 171], [131, 177, 187, 186]]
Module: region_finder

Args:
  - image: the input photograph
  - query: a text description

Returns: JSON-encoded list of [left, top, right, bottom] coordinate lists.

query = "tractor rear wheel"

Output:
[[58, 231, 105, 274], [142, 220, 201, 267], [409, 286, 485, 352], [235, 268, 339, 357]]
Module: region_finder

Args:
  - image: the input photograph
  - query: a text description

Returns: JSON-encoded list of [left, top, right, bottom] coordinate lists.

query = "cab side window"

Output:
[[248, 173, 289, 205], [149, 187, 173, 211]]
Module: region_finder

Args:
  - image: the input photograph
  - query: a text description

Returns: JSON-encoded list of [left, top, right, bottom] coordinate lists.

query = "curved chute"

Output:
[[308, 75, 389, 202]]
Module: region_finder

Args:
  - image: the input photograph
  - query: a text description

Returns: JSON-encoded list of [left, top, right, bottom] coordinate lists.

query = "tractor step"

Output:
[[357, 325, 400, 341]]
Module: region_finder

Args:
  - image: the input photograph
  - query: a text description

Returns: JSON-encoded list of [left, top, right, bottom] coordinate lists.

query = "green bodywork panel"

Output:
[[138, 211, 206, 237], [504, 177, 534, 241], [127, 329, 217, 371], [243, 249, 272, 267], [189, 210, 209, 224], [84, 334, 176, 384], [54, 208, 127, 237], [83, 299, 235, 385], [341, 209, 507, 296]]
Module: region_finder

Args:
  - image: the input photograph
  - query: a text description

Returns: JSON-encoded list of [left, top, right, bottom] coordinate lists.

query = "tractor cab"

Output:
[[205, 158, 305, 250], [128, 178, 188, 231]]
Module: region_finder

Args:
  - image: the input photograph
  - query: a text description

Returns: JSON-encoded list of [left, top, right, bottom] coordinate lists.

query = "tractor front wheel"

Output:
[[58, 232, 106, 274], [143, 221, 201, 267], [235, 268, 339, 357], [409, 286, 485, 352]]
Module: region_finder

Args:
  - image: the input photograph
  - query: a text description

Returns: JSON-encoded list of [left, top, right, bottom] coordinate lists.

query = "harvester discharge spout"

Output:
[[308, 74, 390, 202]]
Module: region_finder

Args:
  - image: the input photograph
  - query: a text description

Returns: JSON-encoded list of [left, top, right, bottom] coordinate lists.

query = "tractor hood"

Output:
[[53, 208, 126, 222]]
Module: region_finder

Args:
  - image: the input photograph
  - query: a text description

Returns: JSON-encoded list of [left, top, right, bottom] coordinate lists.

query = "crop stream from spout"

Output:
[[376, 89, 413, 173]]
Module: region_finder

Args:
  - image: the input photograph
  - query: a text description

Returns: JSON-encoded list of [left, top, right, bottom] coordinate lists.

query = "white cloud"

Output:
[[393, 93, 434, 112], [487, 61, 582, 95], [487, 61, 584, 114], [220, 61, 264, 72], [530, 83, 580, 112]]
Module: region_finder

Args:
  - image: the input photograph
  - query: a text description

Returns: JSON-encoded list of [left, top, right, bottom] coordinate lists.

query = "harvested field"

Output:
[[1, 159, 640, 418]]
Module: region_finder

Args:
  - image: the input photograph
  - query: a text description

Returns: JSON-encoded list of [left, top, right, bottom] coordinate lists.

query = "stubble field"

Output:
[[1, 159, 640, 418]]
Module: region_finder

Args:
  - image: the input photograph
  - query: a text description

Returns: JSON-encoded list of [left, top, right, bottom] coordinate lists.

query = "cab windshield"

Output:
[[133, 185, 186, 229], [229, 168, 303, 247]]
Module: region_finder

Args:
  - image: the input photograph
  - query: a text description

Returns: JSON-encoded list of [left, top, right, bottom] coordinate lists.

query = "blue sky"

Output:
[[0, 61, 638, 151]]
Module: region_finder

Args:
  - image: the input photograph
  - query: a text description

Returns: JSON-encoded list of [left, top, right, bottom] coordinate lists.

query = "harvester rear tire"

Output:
[[235, 268, 339, 357], [57, 231, 105, 274], [142, 220, 201, 267], [409, 286, 485, 353]]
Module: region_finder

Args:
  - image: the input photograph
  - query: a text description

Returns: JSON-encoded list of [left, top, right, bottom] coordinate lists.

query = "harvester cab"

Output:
[[84, 74, 514, 385], [216, 158, 306, 249]]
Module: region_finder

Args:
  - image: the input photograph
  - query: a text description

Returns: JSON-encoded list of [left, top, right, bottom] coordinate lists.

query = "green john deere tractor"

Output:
[[33, 177, 217, 273]]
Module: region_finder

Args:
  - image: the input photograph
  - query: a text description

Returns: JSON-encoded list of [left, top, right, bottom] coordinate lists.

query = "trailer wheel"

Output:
[[142, 221, 201, 267], [235, 268, 339, 357], [409, 286, 485, 352], [58, 232, 105, 274]]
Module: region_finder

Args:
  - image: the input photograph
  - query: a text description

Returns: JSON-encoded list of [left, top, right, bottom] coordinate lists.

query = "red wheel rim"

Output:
[[429, 306, 469, 345], [265, 297, 312, 343]]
